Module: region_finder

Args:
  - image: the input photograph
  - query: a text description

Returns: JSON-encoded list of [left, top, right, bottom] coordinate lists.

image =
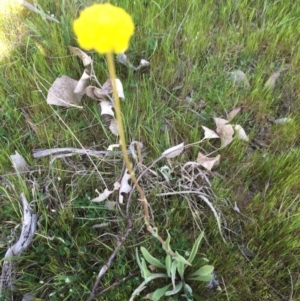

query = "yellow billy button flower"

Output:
[[73, 3, 134, 54]]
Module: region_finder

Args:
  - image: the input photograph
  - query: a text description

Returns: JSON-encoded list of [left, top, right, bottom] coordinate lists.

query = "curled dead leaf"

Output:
[[47, 75, 83, 107], [117, 53, 150, 71], [196, 152, 221, 171], [114, 78, 125, 99], [214, 118, 234, 148], [91, 188, 113, 202], [10, 151, 29, 172], [202, 126, 219, 139], [74, 69, 91, 95], [162, 143, 185, 158], [109, 118, 119, 136], [68, 46, 93, 67], [119, 169, 131, 204], [227, 107, 241, 121], [233, 124, 249, 142], [264, 72, 280, 89], [100, 101, 115, 117], [85, 86, 107, 101]]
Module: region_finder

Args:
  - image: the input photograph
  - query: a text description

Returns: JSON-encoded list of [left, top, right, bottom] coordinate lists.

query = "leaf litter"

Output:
[[47, 47, 128, 135]]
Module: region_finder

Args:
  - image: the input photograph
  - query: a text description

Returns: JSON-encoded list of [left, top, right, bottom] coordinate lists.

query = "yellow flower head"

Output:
[[73, 3, 134, 54]]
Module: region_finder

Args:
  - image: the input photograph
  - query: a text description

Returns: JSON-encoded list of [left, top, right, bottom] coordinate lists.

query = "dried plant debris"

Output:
[[100, 100, 115, 117], [227, 107, 242, 121], [32, 147, 127, 159], [202, 126, 219, 140], [74, 69, 91, 95], [0, 194, 37, 297], [10, 151, 30, 173], [162, 143, 185, 158], [68, 46, 93, 67], [272, 117, 292, 124], [228, 70, 250, 87], [233, 125, 249, 142], [109, 118, 119, 136], [214, 118, 234, 148], [212, 117, 249, 148], [264, 71, 281, 89], [46, 75, 83, 107], [196, 152, 221, 171], [264, 66, 288, 89], [21, 0, 60, 23], [47, 46, 127, 135], [119, 169, 132, 204], [117, 52, 150, 71]]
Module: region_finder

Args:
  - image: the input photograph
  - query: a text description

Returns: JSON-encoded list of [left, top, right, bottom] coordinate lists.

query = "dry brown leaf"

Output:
[[264, 72, 280, 89], [227, 107, 241, 121], [162, 143, 185, 158], [107, 144, 120, 151], [100, 101, 115, 117], [100, 78, 125, 99], [202, 126, 219, 139], [116, 53, 150, 71], [234, 125, 249, 142], [214, 118, 234, 148], [109, 118, 119, 136], [115, 78, 125, 99], [228, 70, 250, 87], [85, 86, 106, 100], [68, 46, 93, 67], [74, 69, 90, 95], [47, 75, 82, 107], [196, 152, 221, 171], [10, 151, 29, 172], [85, 78, 124, 100], [213, 117, 229, 128], [91, 188, 113, 203], [273, 117, 292, 124], [119, 169, 131, 204], [101, 78, 113, 95]]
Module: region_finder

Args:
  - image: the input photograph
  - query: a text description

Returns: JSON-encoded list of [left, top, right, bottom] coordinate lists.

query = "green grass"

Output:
[[1, 0, 300, 300]]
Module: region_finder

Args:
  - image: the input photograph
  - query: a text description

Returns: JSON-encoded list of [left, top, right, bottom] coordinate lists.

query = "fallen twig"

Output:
[[19, 0, 60, 23], [86, 216, 133, 301], [32, 147, 132, 159], [0, 193, 37, 297]]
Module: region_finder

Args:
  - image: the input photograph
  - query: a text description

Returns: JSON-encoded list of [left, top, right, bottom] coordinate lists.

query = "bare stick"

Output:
[[0, 193, 37, 297], [19, 1, 60, 23], [86, 214, 133, 301]]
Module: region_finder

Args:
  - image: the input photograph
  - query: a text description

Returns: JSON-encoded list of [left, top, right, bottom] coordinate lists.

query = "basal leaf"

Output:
[[189, 265, 214, 278], [174, 252, 191, 266], [165, 254, 172, 277], [188, 274, 213, 282], [164, 281, 183, 296], [187, 232, 204, 264], [141, 247, 166, 269], [150, 284, 172, 301]]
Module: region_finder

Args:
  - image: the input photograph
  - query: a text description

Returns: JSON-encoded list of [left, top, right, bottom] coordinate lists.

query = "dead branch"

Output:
[[19, 1, 60, 23], [86, 216, 133, 301], [0, 193, 37, 297], [32, 147, 135, 160]]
